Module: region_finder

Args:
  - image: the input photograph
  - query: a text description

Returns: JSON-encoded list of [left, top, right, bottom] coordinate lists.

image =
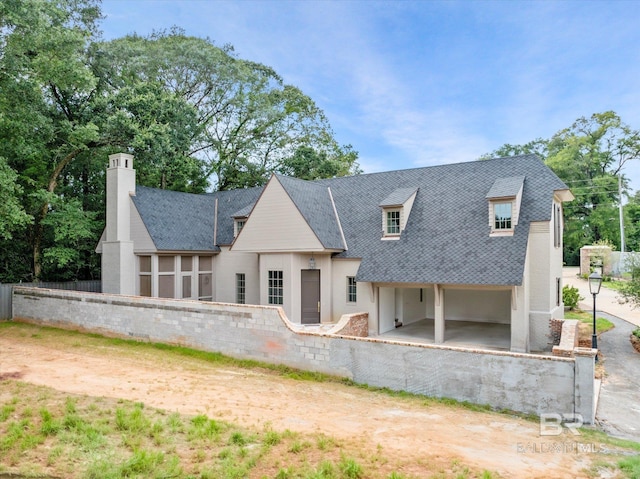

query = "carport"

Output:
[[377, 285, 513, 351]]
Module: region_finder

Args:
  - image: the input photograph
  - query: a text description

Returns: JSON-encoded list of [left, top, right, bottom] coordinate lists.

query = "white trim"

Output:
[[328, 186, 348, 250]]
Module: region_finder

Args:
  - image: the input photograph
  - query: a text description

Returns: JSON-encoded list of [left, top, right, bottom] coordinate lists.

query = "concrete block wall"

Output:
[[12, 287, 593, 420]]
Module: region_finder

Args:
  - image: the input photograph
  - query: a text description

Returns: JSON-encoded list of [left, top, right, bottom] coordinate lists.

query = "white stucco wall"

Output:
[[443, 288, 511, 324], [213, 247, 259, 305], [528, 200, 565, 351], [330, 259, 375, 324], [259, 253, 334, 323], [232, 177, 324, 253]]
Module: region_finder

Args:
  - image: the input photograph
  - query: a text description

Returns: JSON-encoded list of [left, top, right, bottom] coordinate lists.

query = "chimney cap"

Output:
[[108, 153, 134, 169]]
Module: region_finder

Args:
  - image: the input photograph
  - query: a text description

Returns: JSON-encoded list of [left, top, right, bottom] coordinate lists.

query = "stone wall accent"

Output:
[[549, 318, 564, 346], [11, 287, 593, 421], [328, 312, 368, 337], [552, 320, 579, 358]]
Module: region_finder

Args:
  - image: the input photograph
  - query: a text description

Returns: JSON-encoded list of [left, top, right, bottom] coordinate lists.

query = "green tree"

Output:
[[0, 3, 203, 280], [279, 145, 360, 180], [97, 30, 360, 190], [0, 157, 32, 240]]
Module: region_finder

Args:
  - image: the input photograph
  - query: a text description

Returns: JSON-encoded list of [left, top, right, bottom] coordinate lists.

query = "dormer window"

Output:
[[379, 188, 418, 240], [486, 176, 524, 236], [386, 210, 401, 235], [234, 218, 246, 237], [493, 202, 512, 230]]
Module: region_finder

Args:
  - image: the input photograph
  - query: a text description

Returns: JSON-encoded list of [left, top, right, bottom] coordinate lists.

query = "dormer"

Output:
[[379, 187, 418, 240], [231, 204, 253, 238], [486, 176, 524, 237]]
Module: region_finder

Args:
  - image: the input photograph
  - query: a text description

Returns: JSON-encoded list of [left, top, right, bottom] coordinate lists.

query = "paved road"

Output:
[[595, 312, 640, 441], [562, 267, 640, 441]]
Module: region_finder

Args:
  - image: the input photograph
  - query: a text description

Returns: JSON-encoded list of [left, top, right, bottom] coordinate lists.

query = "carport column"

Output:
[[574, 347, 597, 425], [510, 285, 529, 353], [434, 284, 444, 344]]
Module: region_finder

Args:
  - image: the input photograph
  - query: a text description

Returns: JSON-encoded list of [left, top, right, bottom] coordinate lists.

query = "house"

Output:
[[97, 152, 573, 353]]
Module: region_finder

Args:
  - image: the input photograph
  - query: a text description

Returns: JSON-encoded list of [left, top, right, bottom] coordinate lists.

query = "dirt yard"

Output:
[[0, 324, 600, 478]]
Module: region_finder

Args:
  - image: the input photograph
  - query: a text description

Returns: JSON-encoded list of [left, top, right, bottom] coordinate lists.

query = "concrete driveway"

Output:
[[563, 267, 640, 441]]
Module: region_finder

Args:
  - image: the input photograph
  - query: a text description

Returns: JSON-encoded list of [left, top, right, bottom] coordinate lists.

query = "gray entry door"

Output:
[[301, 269, 320, 324]]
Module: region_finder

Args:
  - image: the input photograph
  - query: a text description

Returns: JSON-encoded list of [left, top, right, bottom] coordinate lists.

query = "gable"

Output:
[[231, 176, 325, 252]]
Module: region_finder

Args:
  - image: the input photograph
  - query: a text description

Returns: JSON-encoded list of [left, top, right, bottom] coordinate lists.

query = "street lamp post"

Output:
[[588, 272, 603, 352]]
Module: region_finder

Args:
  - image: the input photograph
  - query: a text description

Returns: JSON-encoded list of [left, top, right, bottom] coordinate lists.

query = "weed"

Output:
[[339, 456, 363, 478], [316, 433, 334, 450], [275, 467, 294, 479], [167, 411, 184, 433], [40, 407, 61, 436], [229, 430, 247, 446], [307, 460, 335, 478], [289, 439, 310, 453], [263, 429, 282, 446], [119, 449, 165, 475], [0, 404, 16, 422], [115, 404, 150, 433], [46, 445, 64, 466]]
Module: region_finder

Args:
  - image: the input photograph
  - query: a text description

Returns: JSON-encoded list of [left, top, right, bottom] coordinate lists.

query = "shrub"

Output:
[[562, 285, 583, 310]]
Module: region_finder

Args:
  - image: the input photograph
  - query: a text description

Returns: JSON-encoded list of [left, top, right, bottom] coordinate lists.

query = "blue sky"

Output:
[[99, 0, 640, 194]]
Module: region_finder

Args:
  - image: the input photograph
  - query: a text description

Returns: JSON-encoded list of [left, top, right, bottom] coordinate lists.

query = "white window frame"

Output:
[[234, 218, 246, 237], [493, 201, 513, 231], [157, 255, 176, 298], [268, 270, 283, 305], [347, 276, 357, 303], [384, 209, 401, 236], [236, 273, 246, 304], [138, 255, 152, 297], [197, 256, 213, 301]]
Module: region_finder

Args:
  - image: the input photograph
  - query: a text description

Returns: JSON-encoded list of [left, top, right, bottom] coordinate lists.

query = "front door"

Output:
[[301, 269, 320, 324]]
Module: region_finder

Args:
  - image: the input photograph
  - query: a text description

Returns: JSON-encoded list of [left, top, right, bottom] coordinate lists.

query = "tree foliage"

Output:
[[483, 111, 640, 265], [96, 29, 359, 190], [0, 3, 359, 282]]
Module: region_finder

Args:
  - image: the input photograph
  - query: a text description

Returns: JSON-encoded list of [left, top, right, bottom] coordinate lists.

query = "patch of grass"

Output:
[[618, 455, 640, 479], [0, 404, 16, 422], [604, 280, 627, 292], [115, 403, 150, 434], [263, 429, 282, 446], [579, 428, 640, 451], [339, 455, 363, 478], [564, 309, 615, 334]]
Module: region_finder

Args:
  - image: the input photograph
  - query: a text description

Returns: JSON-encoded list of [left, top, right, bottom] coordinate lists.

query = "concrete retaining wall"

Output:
[[11, 287, 595, 421]]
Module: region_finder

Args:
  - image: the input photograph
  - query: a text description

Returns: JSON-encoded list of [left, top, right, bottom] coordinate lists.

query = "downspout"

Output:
[[213, 198, 219, 247]]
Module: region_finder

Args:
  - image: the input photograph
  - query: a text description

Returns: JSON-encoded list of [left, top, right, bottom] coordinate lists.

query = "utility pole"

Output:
[[619, 174, 625, 253]]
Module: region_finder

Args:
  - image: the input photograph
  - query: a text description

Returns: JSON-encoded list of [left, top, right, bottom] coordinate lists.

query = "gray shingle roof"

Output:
[[275, 175, 346, 250], [131, 154, 569, 286], [132, 186, 262, 250], [379, 187, 418, 207], [316, 154, 568, 286], [485, 176, 525, 199]]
